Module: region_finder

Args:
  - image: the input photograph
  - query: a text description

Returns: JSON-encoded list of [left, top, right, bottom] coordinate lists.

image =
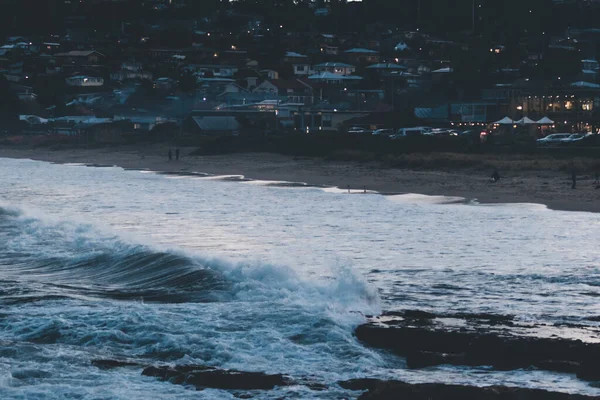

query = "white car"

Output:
[[372, 128, 394, 136], [566, 133, 592, 142], [392, 126, 433, 138], [536, 133, 572, 146], [348, 126, 372, 134]]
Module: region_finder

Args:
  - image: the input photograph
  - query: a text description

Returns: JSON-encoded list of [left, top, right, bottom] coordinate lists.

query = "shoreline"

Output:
[[1, 145, 599, 213]]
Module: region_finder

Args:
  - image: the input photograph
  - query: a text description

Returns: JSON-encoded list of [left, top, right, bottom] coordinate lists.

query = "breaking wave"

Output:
[[0, 205, 379, 314], [0, 206, 230, 303]]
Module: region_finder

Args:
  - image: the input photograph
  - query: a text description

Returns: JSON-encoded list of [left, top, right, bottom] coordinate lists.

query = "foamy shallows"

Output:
[[389, 193, 470, 205], [321, 186, 378, 194], [470, 200, 550, 211], [0, 157, 599, 398]]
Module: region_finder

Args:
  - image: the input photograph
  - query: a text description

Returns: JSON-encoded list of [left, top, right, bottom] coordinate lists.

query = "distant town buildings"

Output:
[[3, 0, 600, 139]]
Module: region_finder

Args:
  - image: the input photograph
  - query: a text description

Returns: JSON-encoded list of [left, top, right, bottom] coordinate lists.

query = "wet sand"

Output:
[[1, 145, 599, 213]]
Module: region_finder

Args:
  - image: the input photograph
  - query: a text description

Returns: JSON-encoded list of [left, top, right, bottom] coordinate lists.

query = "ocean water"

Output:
[[0, 158, 599, 399]]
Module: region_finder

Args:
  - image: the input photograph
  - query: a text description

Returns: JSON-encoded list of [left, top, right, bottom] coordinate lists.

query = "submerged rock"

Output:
[[339, 379, 600, 399], [91, 359, 142, 369], [141, 365, 290, 390]]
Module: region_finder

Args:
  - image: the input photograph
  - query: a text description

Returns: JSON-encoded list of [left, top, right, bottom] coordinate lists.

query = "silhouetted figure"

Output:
[[175, 148, 180, 161], [491, 169, 500, 183], [572, 170, 577, 189], [348, 185, 350, 194], [594, 172, 599, 185], [364, 186, 367, 193], [168, 149, 172, 161]]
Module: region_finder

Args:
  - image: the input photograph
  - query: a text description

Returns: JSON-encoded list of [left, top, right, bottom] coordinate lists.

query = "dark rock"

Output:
[[577, 361, 600, 382], [305, 383, 328, 391], [339, 379, 600, 400], [406, 351, 467, 369], [355, 312, 600, 380], [339, 378, 381, 392], [142, 365, 290, 390], [449, 312, 514, 325], [537, 360, 580, 374], [403, 310, 436, 320], [91, 359, 142, 369], [185, 370, 287, 390]]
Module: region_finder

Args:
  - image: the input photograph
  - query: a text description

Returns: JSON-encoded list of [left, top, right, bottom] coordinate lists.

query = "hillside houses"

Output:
[[4, 0, 600, 137]]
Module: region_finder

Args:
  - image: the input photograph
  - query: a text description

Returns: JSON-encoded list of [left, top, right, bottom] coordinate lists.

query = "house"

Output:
[[184, 110, 278, 135], [284, 51, 308, 62], [260, 70, 279, 80], [395, 41, 410, 52], [111, 70, 153, 82], [153, 77, 178, 91], [293, 110, 369, 133], [286, 51, 312, 76], [42, 42, 61, 54], [293, 62, 313, 76], [343, 48, 380, 64], [197, 77, 236, 99], [319, 45, 339, 56], [118, 116, 171, 132], [183, 111, 242, 135], [252, 79, 314, 105], [431, 67, 454, 82], [111, 62, 153, 81], [307, 72, 363, 84], [77, 120, 131, 143], [414, 102, 507, 124], [189, 115, 240, 135], [234, 68, 261, 90], [15, 87, 37, 101], [65, 75, 104, 87], [367, 63, 409, 75], [190, 64, 238, 78], [313, 62, 356, 76], [582, 59, 599, 71], [55, 50, 105, 65]]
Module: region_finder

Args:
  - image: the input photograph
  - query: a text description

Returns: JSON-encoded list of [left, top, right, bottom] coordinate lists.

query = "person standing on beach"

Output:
[[572, 170, 577, 189], [594, 171, 599, 185], [175, 148, 180, 161], [491, 169, 500, 183], [168, 149, 172, 161]]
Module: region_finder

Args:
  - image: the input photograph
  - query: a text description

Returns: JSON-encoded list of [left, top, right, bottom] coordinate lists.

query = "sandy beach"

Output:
[[1, 144, 599, 213]]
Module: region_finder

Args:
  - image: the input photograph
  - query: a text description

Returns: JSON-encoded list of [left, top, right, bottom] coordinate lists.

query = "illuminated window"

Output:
[[564, 101, 573, 110], [583, 103, 593, 111]]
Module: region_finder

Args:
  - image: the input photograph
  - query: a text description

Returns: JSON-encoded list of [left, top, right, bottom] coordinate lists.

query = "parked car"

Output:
[[429, 128, 460, 136], [372, 128, 394, 136], [565, 133, 592, 143], [576, 133, 600, 146], [536, 133, 572, 146], [392, 126, 433, 138], [348, 126, 372, 134]]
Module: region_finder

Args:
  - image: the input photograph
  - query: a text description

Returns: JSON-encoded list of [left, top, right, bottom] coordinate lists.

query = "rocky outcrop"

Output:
[[141, 365, 290, 390], [91, 359, 291, 390], [90, 358, 600, 397], [355, 311, 600, 381], [340, 379, 600, 400]]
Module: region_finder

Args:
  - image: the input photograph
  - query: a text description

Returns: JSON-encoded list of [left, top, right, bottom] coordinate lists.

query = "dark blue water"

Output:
[[1, 158, 599, 398]]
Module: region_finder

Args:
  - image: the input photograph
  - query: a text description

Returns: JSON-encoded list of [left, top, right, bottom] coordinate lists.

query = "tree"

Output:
[[0, 75, 19, 128]]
